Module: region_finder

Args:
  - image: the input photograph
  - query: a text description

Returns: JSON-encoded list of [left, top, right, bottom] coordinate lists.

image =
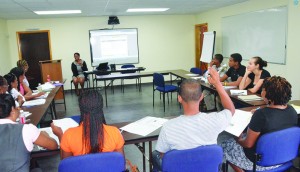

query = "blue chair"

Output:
[[190, 67, 202, 75], [162, 145, 223, 172], [69, 115, 80, 124], [153, 73, 178, 112], [245, 127, 300, 172], [58, 152, 125, 172], [121, 64, 140, 93]]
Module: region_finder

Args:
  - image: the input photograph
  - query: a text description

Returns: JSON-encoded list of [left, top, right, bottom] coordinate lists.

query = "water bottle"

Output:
[[19, 110, 26, 124], [47, 75, 51, 82]]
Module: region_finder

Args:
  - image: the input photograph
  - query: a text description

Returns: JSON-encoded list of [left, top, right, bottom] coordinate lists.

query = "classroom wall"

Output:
[[195, 0, 300, 100], [0, 19, 11, 74], [6, 15, 195, 89]]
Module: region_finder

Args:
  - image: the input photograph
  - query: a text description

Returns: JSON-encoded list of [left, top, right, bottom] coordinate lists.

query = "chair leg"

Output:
[[167, 92, 169, 104], [71, 82, 73, 94], [163, 92, 166, 112]]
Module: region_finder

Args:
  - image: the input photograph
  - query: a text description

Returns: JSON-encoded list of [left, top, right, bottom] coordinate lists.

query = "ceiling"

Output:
[[0, 0, 248, 20]]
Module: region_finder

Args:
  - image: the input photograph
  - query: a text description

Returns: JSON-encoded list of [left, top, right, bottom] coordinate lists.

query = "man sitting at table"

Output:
[[220, 53, 246, 86], [152, 68, 235, 171]]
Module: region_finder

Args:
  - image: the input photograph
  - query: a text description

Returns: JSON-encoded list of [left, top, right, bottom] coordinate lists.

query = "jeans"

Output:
[[152, 150, 162, 172]]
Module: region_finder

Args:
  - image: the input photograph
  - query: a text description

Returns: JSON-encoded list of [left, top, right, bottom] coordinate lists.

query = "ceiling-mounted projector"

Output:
[[108, 16, 120, 25]]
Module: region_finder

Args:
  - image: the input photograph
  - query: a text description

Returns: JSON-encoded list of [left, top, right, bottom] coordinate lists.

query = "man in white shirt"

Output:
[[152, 67, 235, 171], [203, 54, 226, 111]]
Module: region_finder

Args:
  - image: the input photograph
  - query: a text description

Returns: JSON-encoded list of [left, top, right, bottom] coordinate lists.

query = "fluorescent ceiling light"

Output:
[[34, 10, 81, 15], [127, 8, 169, 12]]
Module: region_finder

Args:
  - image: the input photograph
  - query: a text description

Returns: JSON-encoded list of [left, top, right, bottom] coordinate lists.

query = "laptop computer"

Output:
[[96, 62, 109, 71]]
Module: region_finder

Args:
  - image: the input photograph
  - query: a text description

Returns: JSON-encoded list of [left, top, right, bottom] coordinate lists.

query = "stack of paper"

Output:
[[238, 95, 263, 101], [120, 116, 168, 136], [186, 73, 199, 77], [225, 109, 253, 137], [230, 90, 247, 95], [39, 83, 55, 91], [291, 104, 300, 114], [22, 99, 46, 106]]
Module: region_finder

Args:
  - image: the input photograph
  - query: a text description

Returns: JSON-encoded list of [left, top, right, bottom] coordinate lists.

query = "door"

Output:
[[195, 24, 208, 71], [17, 31, 52, 89]]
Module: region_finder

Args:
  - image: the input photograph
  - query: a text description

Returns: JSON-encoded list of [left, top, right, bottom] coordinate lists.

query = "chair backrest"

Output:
[[121, 64, 136, 74], [58, 152, 125, 172], [153, 73, 165, 88], [162, 145, 223, 172], [190, 67, 202, 75], [255, 127, 300, 167]]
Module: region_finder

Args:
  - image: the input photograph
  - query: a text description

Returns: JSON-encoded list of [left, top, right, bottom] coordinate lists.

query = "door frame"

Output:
[[195, 23, 208, 71], [16, 30, 52, 60]]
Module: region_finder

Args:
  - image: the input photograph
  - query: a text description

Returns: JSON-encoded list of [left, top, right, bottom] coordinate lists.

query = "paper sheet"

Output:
[[39, 127, 60, 145], [230, 90, 247, 95], [291, 104, 300, 114], [223, 86, 237, 90], [52, 118, 79, 133], [32, 92, 49, 99], [120, 116, 168, 136], [186, 73, 199, 77], [225, 109, 253, 137], [237, 95, 263, 101], [22, 99, 46, 106]]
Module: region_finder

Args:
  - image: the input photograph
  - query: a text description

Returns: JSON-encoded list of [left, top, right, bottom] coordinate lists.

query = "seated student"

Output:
[[51, 90, 124, 159], [0, 75, 8, 94], [71, 52, 88, 96], [222, 76, 297, 171], [152, 68, 235, 171], [4, 73, 25, 107], [0, 94, 58, 172], [17, 59, 30, 87], [203, 54, 226, 110], [203, 54, 226, 78], [239, 56, 270, 94], [10, 67, 44, 101], [220, 53, 246, 86]]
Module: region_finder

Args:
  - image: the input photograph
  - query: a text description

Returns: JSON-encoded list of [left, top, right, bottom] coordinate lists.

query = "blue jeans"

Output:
[[152, 150, 162, 172]]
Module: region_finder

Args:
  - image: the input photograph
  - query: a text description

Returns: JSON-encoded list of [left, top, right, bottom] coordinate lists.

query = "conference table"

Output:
[[22, 85, 65, 126]]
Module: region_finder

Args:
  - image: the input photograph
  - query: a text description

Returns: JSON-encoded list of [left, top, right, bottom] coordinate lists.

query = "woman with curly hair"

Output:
[[222, 76, 298, 171]]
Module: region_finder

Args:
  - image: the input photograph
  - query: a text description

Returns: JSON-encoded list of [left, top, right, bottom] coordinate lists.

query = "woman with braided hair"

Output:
[[51, 90, 124, 159], [222, 76, 298, 171]]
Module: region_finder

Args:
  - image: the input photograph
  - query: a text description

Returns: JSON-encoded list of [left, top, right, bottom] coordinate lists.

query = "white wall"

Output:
[[196, 0, 300, 100], [6, 15, 195, 89], [0, 19, 11, 74]]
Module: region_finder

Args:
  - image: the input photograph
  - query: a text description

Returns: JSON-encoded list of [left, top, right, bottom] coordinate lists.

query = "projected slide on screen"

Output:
[[89, 28, 139, 66]]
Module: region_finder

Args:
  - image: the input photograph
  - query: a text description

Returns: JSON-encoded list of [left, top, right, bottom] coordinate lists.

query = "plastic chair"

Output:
[[153, 73, 178, 112], [70, 77, 90, 94], [120, 64, 140, 93], [244, 127, 300, 172], [190, 67, 202, 75], [58, 152, 125, 172], [162, 145, 223, 172]]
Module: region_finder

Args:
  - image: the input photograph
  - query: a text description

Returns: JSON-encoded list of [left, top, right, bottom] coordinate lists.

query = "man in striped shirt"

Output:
[[152, 67, 235, 171]]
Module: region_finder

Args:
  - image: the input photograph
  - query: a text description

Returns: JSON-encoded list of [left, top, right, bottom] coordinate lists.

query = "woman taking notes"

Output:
[[239, 56, 270, 94], [51, 90, 125, 159], [222, 76, 297, 171]]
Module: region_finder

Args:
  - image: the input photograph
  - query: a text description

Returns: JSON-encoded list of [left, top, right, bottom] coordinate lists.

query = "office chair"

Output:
[[244, 127, 300, 172], [153, 73, 178, 112], [190, 67, 202, 75], [120, 64, 140, 93], [58, 152, 125, 172], [161, 145, 223, 172], [70, 77, 90, 94]]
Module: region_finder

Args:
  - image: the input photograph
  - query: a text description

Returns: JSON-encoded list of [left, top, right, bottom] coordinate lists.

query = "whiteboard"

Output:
[[200, 31, 216, 63], [222, 6, 287, 64]]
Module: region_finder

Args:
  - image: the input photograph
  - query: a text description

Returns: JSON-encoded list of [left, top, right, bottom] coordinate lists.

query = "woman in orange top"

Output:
[[51, 90, 125, 159]]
